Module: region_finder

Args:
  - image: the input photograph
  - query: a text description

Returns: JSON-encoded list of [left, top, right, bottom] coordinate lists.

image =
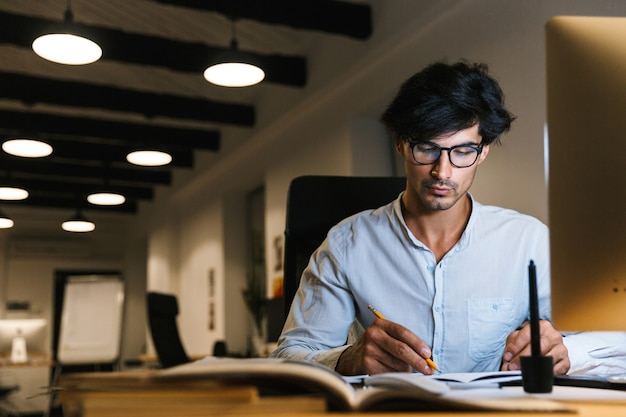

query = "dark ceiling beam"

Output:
[[1, 194, 138, 213], [0, 11, 307, 87], [0, 158, 172, 186], [0, 144, 192, 170], [152, 0, 373, 40], [0, 109, 220, 152], [0, 140, 194, 168], [0, 177, 153, 201], [0, 72, 254, 126]]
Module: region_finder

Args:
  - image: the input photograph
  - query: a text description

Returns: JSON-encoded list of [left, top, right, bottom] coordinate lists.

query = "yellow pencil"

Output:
[[425, 357, 440, 372], [367, 304, 440, 372], [367, 304, 386, 320]]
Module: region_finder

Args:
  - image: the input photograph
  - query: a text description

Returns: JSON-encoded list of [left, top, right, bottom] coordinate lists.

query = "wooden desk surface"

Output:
[[0, 354, 52, 368], [138, 353, 209, 364], [56, 399, 626, 417], [56, 370, 626, 417], [347, 403, 626, 417], [57, 392, 626, 417]]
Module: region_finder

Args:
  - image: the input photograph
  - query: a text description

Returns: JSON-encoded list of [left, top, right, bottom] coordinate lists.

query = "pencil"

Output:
[[367, 304, 386, 320], [367, 304, 440, 372]]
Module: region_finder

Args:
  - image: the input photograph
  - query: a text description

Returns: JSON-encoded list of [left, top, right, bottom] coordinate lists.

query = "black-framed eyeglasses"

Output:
[[408, 141, 483, 168]]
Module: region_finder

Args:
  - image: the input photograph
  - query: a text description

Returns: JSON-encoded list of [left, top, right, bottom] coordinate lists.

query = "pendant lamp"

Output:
[[62, 211, 95, 233], [2, 138, 53, 158], [87, 192, 126, 206], [203, 19, 265, 87], [0, 208, 14, 229], [126, 150, 172, 167], [32, 0, 102, 65], [0, 187, 29, 201]]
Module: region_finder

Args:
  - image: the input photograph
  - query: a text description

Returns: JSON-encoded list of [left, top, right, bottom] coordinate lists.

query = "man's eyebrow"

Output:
[[422, 141, 482, 147]]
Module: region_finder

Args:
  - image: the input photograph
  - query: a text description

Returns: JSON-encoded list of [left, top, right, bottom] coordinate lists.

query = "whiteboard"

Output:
[[57, 276, 125, 364]]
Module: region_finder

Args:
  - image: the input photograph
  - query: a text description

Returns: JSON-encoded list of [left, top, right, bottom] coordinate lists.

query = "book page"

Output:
[[365, 370, 522, 390], [364, 373, 450, 393], [434, 370, 521, 384]]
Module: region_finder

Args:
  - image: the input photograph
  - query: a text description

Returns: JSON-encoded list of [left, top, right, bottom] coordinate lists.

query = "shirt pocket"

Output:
[[467, 298, 517, 362]]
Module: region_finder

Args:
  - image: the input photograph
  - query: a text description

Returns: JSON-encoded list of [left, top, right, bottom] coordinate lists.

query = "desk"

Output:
[[56, 370, 626, 417], [56, 398, 626, 417], [138, 353, 210, 367], [0, 356, 51, 415]]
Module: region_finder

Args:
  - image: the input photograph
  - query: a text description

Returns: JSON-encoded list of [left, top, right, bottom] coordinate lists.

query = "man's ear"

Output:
[[395, 140, 406, 157], [477, 144, 490, 164]]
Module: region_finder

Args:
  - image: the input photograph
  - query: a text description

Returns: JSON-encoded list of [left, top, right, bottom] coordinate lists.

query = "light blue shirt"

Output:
[[271, 193, 551, 373]]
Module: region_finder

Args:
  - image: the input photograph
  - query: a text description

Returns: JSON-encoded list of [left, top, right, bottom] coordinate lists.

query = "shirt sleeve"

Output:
[[270, 221, 358, 369], [564, 332, 626, 376]]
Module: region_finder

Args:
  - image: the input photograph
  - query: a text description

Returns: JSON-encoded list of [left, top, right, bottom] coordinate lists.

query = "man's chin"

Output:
[[424, 195, 457, 211]]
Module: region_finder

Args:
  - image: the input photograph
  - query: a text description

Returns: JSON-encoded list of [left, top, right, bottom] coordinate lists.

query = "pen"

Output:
[[367, 304, 440, 372], [528, 260, 541, 357], [521, 259, 554, 393]]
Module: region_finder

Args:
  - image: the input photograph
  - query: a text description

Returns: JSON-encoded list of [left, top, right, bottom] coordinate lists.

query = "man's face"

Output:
[[397, 124, 490, 212]]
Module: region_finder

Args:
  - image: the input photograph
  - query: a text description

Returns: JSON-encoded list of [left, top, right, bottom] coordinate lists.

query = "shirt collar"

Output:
[[392, 191, 478, 252]]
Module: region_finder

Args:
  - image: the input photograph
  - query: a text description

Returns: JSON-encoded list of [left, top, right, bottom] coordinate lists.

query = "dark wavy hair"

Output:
[[381, 61, 515, 145]]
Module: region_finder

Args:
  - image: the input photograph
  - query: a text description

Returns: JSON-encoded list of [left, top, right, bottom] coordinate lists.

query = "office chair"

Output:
[[212, 340, 228, 357], [1, 384, 19, 417], [146, 292, 190, 368], [282, 175, 406, 320]]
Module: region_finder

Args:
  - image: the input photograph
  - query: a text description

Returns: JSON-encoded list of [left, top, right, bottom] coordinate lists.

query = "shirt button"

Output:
[[427, 264, 436, 271], [492, 304, 499, 310]]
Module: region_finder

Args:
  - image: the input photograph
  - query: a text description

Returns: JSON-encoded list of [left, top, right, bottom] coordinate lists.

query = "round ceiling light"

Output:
[[2, 139, 53, 158], [0, 217, 14, 229], [62, 219, 95, 233], [0, 209, 14, 229], [0, 187, 29, 201], [87, 192, 126, 206], [126, 150, 172, 167], [62, 214, 95, 233], [32, 33, 102, 65], [203, 62, 265, 87]]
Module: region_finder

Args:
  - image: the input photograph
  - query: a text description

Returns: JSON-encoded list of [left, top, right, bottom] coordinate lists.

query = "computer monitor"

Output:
[[0, 319, 48, 362], [546, 16, 626, 331]]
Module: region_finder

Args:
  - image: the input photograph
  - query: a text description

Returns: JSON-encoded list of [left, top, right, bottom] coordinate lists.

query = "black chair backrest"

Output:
[[282, 175, 406, 320], [212, 340, 228, 357], [146, 291, 190, 368]]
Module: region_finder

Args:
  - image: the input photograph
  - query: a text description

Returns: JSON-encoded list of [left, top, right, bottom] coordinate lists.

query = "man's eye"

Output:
[[452, 147, 475, 156], [417, 145, 438, 153]]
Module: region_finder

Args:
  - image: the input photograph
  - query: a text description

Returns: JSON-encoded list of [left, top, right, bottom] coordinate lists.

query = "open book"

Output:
[[366, 370, 523, 390], [156, 357, 566, 412]]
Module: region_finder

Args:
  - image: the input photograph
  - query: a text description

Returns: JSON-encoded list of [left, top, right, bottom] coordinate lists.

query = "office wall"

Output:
[[177, 199, 226, 357], [0, 249, 123, 354]]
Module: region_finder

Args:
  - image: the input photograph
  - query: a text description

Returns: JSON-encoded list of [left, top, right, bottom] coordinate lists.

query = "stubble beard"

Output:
[[420, 179, 460, 211]]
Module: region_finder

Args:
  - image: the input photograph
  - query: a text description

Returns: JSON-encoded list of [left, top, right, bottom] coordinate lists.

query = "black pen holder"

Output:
[[521, 355, 554, 393]]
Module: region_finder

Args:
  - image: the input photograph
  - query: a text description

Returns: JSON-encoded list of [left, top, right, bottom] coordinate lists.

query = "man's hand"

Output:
[[335, 318, 435, 376], [501, 320, 570, 375]]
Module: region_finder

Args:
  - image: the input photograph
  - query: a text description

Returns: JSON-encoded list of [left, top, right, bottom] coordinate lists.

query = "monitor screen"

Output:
[[0, 319, 48, 360], [546, 16, 626, 331]]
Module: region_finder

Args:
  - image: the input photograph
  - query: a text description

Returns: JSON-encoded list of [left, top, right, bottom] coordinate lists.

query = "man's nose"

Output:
[[430, 151, 453, 178]]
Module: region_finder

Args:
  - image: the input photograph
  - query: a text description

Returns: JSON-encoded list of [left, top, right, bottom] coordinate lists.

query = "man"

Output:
[[271, 61, 570, 376]]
